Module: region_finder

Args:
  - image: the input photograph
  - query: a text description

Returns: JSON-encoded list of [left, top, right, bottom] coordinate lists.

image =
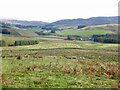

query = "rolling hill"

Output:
[[82, 24, 118, 33], [45, 16, 118, 29], [0, 16, 119, 30], [0, 19, 48, 27], [0, 16, 118, 38], [56, 24, 118, 37]]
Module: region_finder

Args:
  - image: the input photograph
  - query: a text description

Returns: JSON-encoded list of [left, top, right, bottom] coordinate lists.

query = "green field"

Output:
[[1, 39, 119, 88], [2, 39, 118, 50], [28, 28, 43, 32], [57, 29, 113, 37]]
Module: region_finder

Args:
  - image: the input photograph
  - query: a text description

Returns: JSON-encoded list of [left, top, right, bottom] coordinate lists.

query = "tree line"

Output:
[[0, 28, 10, 34], [14, 40, 39, 46], [92, 34, 120, 44], [0, 40, 39, 47]]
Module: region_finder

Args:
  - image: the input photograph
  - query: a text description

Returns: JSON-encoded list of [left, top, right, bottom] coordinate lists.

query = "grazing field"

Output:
[[28, 28, 43, 32], [1, 39, 119, 88], [2, 40, 118, 50], [57, 29, 113, 37]]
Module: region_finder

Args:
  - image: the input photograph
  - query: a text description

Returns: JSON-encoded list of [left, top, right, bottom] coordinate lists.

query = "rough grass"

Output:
[[1, 39, 119, 88], [2, 58, 119, 88], [1, 36, 119, 88]]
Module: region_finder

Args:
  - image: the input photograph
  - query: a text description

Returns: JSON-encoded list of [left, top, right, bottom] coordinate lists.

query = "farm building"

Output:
[[66, 35, 91, 41]]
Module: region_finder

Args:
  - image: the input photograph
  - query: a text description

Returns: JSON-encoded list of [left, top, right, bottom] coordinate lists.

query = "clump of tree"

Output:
[[66, 35, 90, 41], [1, 23, 11, 28], [51, 30, 56, 33], [14, 40, 39, 46], [35, 31, 51, 35], [35, 31, 44, 35], [15, 24, 38, 29], [0, 29, 10, 34], [41, 25, 59, 30], [66, 35, 82, 40], [92, 34, 120, 44], [77, 25, 86, 29]]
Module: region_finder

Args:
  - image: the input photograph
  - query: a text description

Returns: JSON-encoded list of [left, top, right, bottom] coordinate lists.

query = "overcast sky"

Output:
[[0, 0, 119, 22]]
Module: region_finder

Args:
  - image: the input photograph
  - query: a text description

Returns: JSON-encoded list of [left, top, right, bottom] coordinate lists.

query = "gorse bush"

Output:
[[17, 56, 21, 59]]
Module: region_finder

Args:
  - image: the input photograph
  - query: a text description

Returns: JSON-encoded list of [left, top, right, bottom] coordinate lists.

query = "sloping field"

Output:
[[7, 27, 39, 37], [82, 24, 118, 33], [17, 29, 39, 37], [57, 29, 113, 37]]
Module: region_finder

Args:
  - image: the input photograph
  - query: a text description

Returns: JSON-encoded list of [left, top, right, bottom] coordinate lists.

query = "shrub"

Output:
[[17, 56, 21, 59], [2, 56, 5, 58], [14, 40, 39, 46]]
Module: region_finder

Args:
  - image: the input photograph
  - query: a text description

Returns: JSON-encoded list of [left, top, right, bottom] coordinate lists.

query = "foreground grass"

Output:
[[1, 40, 119, 88], [2, 57, 119, 88]]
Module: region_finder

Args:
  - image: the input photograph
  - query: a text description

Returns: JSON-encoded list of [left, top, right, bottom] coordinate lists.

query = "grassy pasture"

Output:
[[57, 29, 113, 37], [28, 28, 43, 32], [2, 39, 118, 50]]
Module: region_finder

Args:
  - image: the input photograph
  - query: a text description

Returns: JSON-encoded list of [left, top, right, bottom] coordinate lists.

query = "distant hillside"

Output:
[[0, 16, 118, 30], [0, 19, 48, 27], [46, 16, 118, 29], [82, 24, 118, 33]]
